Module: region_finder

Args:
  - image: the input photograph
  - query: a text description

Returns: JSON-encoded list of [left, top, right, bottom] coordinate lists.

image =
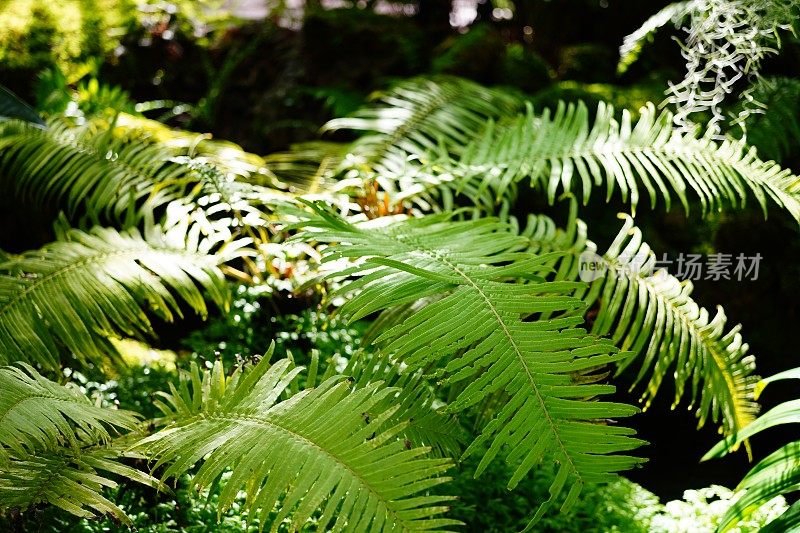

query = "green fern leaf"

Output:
[[585, 216, 758, 438], [137, 349, 459, 532], [291, 203, 644, 528], [455, 101, 800, 220], [0, 225, 245, 370], [357, 203, 758, 441], [0, 118, 196, 221], [0, 363, 138, 464], [0, 364, 160, 524], [517, 205, 759, 438], [344, 351, 466, 458], [0, 446, 158, 525]]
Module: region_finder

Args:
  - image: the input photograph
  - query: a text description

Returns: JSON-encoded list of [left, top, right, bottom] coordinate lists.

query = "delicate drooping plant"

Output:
[[620, 0, 799, 135]]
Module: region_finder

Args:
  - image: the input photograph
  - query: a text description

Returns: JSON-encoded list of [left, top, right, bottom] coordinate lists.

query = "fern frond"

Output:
[[111, 112, 286, 187], [355, 202, 759, 440], [585, 216, 758, 438], [703, 368, 800, 532], [452, 101, 800, 220], [0, 224, 246, 370], [0, 116, 288, 228], [0, 364, 138, 464], [137, 350, 459, 532], [0, 118, 195, 222], [292, 203, 644, 528], [516, 205, 758, 438], [0, 364, 160, 524], [324, 76, 522, 179], [0, 447, 155, 524]]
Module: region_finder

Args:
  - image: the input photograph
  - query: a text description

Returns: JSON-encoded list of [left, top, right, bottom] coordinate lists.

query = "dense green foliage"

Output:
[[2, 1, 800, 532]]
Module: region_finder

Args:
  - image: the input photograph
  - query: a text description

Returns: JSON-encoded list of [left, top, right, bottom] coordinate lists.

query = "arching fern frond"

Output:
[[352, 202, 759, 441], [0, 225, 247, 370], [0, 116, 288, 226], [515, 205, 758, 439], [137, 351, 459, 532], [451, 101, 800, 221], [0, 364, 160, 524], [112, 113, 283, 187], [0, 118, 194, 222], [324, 76, 523, 180], [291, 203, 644, 528], [583, 215, 758, 439], [0, 363, 138, 465]]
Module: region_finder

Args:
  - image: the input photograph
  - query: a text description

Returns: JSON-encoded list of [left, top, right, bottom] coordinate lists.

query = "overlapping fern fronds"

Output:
[[284, 78, 800, 220], [137, 349, 459, 532], [0, 114, 290, 227], [0, 446, 157, 524], [0, 224, 248, 370], [0, 364, 159, 524], [263, 141, 350, 194], [111, 112, 289, 188], [585, 217, 758, 438], [350, 199, 758, 442], [0, 364, 138, 464], [343, 351, 466, 457], [291, 203, 644, 528], [619, 1, 799, 133], [267, 77, 522, 212]]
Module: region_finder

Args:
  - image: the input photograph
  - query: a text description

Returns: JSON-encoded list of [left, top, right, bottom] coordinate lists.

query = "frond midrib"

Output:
[[386, 230, 583, 484], [459, 134, 797, 202]]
